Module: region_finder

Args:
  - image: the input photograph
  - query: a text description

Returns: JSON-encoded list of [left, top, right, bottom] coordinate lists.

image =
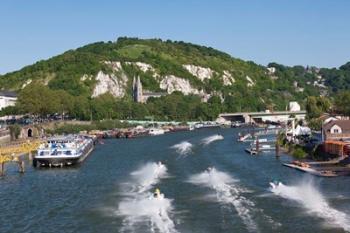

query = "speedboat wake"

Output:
[[201, 134, 224, 145], [117, 162, 178, 233], [188, 167, 259, 232], [270, 181, 350, 232], [171, 141, 193, 156]]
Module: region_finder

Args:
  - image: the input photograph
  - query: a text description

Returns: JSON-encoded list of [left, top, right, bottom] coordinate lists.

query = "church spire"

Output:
[[132, 76, 143, 103]]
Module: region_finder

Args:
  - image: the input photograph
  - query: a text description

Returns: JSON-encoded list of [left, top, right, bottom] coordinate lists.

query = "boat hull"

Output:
[[34, 140, 94, 167]]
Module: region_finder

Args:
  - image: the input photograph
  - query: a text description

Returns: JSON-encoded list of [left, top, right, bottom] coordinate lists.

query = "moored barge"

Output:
[[33, 135, 94, 167]]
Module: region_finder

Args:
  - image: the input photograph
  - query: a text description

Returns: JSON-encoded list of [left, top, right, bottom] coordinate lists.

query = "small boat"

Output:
[[259, 144, 273, 149], [148, 128, 165, 136], [245, 148, 258, 155], [231, 121, 243, 128], [238, 133, 252, 142], [153, 188, 161, 198]]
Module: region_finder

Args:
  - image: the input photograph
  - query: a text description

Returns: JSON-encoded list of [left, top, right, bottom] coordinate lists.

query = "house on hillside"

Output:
[[0, 91, 17, 110], [322, 120, 350, 142]]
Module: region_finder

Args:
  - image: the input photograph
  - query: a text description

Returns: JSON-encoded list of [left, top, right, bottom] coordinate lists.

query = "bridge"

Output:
[[218, 110, 306, 124]]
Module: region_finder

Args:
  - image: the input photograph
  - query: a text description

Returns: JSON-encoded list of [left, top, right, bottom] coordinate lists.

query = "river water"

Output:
[[1, 128, 350, 233]]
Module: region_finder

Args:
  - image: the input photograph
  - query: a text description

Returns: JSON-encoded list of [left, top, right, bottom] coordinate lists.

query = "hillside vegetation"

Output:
[[0, 37, 346, 121]]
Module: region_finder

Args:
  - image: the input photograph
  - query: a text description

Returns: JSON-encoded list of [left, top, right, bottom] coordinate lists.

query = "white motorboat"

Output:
[[148, 128, 165, 136]]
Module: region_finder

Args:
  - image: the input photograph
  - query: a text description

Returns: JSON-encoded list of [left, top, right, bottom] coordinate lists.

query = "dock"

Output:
[[0, 140, 42, 175], [283, 162, 350, 177]]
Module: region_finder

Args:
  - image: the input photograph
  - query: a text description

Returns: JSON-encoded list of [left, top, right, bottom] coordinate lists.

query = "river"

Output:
[[1, 128, 350, 233]]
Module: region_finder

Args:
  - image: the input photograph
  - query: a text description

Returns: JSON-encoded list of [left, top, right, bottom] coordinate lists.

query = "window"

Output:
[[334, 129, 339, 133]]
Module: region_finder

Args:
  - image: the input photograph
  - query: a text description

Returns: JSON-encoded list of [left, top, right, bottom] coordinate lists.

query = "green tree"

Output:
[[17, 83, 59, 116], [91, 93, 116, 120], [305, 96, 330, 119], [334, 91, 350, 116]]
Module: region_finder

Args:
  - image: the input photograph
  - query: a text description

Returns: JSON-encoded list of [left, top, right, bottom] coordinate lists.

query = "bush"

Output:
[[94, 120, 130, 130], [46, 120, 130, 135], [47, 124, 95, 135], [8, 124, 21, 140], [292, 147, 307, 159]]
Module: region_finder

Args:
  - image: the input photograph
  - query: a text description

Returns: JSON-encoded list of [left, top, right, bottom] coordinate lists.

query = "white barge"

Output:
[[33, 135, 94, 167]]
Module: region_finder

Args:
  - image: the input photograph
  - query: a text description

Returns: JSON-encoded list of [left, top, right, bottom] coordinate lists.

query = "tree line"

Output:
[[1, 83, 240, 121]]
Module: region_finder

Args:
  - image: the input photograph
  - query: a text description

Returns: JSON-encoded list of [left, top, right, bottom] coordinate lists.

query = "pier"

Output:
[[0, 140, 42, 175]]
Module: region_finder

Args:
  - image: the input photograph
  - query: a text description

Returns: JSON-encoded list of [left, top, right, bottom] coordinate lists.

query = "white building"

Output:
[[289, 101, 301, 112], [0, 91, 17, 110], [267, 67, 276, 74]]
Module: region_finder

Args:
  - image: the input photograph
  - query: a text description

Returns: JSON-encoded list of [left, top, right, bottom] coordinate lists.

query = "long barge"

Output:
[[33, 135, 94, 167]]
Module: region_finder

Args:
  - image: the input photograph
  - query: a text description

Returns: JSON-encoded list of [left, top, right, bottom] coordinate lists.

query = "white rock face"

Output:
[[80, 74, 92, 81], [135, 62, 155, 73], [21, 79, 32, 89], [222, 71, 235, 86], [183, 64, 214, 81], [246, 75, 255, 87], [160, 75, 199, 95], [125, 61, 159, 78], [92, 71, 127, 98], [104, 61, 123, 71]]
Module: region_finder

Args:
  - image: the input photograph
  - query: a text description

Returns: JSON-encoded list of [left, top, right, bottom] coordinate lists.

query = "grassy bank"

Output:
[[45, 120, 131, 135]]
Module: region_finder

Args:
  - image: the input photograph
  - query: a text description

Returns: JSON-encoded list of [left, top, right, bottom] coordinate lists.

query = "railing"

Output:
[[326, 133, 350, 140]]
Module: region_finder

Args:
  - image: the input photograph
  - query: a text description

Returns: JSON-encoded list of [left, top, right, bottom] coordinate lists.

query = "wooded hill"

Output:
[[0, 37, 348, 121]]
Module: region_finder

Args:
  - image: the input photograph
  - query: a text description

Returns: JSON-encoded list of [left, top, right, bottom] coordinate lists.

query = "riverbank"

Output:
[[277, 132, 350, 177]]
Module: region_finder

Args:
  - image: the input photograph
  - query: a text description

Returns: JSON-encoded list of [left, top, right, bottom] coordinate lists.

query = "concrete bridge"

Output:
[[218, 110, 306, 124]]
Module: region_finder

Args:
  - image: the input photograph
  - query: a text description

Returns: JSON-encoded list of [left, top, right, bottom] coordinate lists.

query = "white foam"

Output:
[[130, 162, 167, 193], [201, 134, 224, 145], [118, 194, 177, 233], [171, 141, 193, 156], [117, 162, 178, 233], [188, 168, 258, 232], [270, 181, 350, 232]]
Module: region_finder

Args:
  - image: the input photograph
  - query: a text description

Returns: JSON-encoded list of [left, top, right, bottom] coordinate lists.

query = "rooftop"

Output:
[[323, 120, 350, 132], [0, 91, 17, 98]]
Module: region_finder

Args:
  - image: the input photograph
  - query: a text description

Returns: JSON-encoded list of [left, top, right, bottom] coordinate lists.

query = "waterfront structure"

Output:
[[0, 128, 11, 145], [218, 110, 306, 124], [0, 91, 17, 110], [132, 76, 166, 103], [324, 140, 350, 159], [217, 102, 305, 124], [322, 120, 350, 141], [34, 135, 94, 167]]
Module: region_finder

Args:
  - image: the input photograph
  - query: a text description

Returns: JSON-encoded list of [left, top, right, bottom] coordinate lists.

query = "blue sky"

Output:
[[0, 0, 349, 74]]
